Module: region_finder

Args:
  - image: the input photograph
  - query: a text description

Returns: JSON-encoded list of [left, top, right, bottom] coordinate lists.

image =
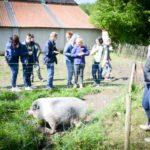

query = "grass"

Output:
[[50, 84, 150, 150], [0, 86, 101, 150], [0, 53, 147, 150]]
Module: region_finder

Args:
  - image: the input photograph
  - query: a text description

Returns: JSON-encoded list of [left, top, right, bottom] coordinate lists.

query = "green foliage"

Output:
[[80, 3, 94, 15], [91, 0, 150, 44], [52, 122, 106, 150]]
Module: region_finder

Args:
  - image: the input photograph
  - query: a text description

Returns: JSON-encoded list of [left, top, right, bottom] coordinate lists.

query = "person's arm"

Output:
[[90, 45, 98, 55], [20, 44, 28, 65], [144, 57, 150, 83], [83, 46, 89, 56], [35, 43, 42, 58], [43, 41, 54, 57], [64, 44, 72, 57], [5, 43, 11, 63], [71, 47, 79, 58]]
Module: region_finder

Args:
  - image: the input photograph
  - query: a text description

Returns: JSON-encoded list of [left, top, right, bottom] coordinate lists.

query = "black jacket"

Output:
[[43, 40, 58, 64]]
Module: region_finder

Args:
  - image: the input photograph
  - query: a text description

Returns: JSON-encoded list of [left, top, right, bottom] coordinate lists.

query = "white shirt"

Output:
[[91, 45, 103, 63]]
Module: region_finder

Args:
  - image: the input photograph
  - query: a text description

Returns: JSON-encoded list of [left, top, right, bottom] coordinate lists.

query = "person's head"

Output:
[[31, 34, 35, 42], [50, 32, 58, 41], [66, 31, 73, 41], [70, 33, 80, 45], [12, 35, 19, 48], [76, 37, 84, 47], [96, 37, 103, 45], [26, 33, 32, 44]]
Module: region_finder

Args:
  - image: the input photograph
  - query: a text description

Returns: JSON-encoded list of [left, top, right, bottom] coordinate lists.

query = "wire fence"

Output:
[[116, 43, 148, 60], [0, 55, 93, 90]]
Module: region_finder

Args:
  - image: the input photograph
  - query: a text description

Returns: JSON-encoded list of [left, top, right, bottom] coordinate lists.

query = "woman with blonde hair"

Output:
[[71, 37, 89, 88]]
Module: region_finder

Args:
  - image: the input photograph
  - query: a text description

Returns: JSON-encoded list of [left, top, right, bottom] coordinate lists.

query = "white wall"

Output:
[[0, 27, 101, 53]]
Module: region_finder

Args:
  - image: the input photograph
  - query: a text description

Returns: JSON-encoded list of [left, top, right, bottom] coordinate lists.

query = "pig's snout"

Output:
[[27, 109, 34, 116]]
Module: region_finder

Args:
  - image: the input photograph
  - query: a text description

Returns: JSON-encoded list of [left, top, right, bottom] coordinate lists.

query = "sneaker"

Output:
[[11, 87, 16, 92], [80, 84, 83, 88], [31, 86, 37, 89], [15, 87, 21, 92], [73, 84, 78, 89], [46, 87, 53, 91], [95, 84, 100, 87], [92, 82, 97, 87], [67, 82, 73, 88], [25, 87, 33, 91], [11, 87, 21, 92], [140, 124, 150, 131]]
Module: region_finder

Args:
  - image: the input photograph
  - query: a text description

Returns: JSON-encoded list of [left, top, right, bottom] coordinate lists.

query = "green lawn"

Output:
[[0, 54, 149, 150]]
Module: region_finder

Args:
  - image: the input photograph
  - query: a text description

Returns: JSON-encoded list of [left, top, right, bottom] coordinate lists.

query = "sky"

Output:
[[75, 0, 96, 4]]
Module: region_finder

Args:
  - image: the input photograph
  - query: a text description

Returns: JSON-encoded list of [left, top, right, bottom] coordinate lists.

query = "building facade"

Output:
[[0, 0, 100, 53]]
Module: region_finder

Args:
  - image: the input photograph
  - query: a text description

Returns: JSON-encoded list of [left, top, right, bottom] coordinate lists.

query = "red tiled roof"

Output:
[[12, 1, 57, 27], [48, 4, 94, 29], [0, 1, 11, 27], [0, 1, 95, 29]]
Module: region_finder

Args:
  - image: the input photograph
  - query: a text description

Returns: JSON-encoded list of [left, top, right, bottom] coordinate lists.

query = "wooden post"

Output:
[[124, 63, 136, 150]]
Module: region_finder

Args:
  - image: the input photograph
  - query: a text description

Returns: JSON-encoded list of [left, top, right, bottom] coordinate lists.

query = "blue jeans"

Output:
[[46, 63, 54, 88], [23, 64, 33, 87], [66, 61, 74, 84], [92, 63, 102, 84], [9, 64, 19, 87], [142, 84, 150, 124], [74, 64, 85, 85]]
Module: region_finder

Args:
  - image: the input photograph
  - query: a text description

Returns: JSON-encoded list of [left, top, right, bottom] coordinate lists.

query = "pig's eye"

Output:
[[33, 104, 40, 110]]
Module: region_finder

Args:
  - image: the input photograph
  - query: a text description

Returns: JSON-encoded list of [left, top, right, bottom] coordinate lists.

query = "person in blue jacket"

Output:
[[71, 37, 89, 88], [43, 32, 59, 90], [63, 31, 74, 88], [22, 33, 38, 90], [64, 32, 80, 88], [5, 35, 27, 92], [140, 57, 150, 132]]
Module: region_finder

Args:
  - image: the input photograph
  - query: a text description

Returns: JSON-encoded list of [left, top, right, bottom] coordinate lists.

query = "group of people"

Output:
[[5, 30, 112, 92]]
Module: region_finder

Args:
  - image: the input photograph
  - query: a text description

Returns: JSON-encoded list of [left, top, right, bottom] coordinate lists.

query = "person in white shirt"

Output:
[[90, 37, 104, 86]]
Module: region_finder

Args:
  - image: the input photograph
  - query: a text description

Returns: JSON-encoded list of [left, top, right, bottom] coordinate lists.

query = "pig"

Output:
[[28, 97, 87, 134]]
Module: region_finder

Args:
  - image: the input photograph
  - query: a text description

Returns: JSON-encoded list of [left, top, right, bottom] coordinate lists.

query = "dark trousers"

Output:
[[92, 63, 102, 84], [46, 63, 54, 88], [74, 64, 85, 85], [23, 64, 33, 87], [9, 64, 19, 87], [142, 84, 150, 124]]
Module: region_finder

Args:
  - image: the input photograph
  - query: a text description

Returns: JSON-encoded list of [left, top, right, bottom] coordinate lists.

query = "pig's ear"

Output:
[[33, 104, 40, 110]]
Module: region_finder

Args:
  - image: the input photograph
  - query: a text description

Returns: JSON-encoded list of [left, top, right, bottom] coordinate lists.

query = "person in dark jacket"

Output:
[[5, 35, 27, 92], [22, 33, 38, 90], [43, 32, 59, 89], [140, 57, 150, 131], [71, 37, 89, 88]]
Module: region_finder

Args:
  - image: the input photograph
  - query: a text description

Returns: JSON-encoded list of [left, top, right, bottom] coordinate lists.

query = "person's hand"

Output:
[[54, 51, 60, 54], [78, 52, 84, 56]]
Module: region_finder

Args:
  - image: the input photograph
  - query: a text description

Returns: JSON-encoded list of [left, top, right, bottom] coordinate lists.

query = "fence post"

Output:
[[124, 63, 136, 150]]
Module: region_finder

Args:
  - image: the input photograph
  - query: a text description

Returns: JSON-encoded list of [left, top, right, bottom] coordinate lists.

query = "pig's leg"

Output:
[[47, 119, 56, 134]]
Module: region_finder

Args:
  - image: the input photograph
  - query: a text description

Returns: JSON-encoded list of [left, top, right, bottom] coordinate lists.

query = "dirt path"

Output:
[[84, 55, 143, 114], [84, 87, 121, 113]]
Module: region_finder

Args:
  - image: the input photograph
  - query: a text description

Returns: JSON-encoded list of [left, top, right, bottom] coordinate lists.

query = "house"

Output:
[[0, 0, 100, 53]]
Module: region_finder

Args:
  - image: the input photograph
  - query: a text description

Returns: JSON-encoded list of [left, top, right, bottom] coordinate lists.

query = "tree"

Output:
[[90, 0, 150, 44], [80, 3, 94, 16]]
